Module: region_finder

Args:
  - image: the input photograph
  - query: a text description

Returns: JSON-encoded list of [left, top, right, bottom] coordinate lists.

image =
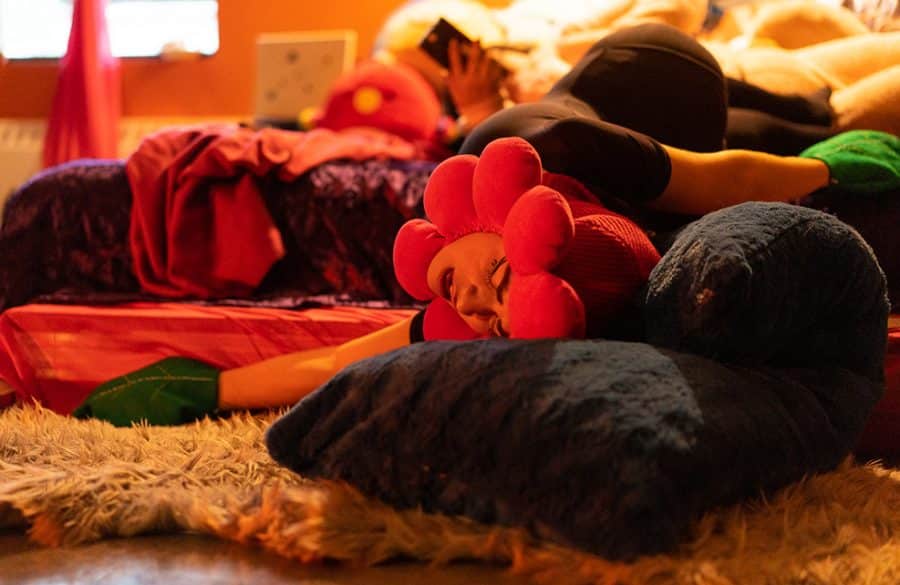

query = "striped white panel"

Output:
[[0, 118, 44, 216], [0, 117, 241, 221]]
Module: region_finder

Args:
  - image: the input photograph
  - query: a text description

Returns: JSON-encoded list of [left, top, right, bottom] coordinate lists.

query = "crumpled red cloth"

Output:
[[127, 125, 420, 298]]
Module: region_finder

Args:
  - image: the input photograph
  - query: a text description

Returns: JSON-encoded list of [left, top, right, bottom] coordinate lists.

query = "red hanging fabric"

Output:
[[43, 0, 121, 168]]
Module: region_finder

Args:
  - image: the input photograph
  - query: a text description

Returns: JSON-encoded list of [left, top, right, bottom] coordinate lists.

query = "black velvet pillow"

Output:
[[266, 337, 881, 559], [643, 202, 889, 381]]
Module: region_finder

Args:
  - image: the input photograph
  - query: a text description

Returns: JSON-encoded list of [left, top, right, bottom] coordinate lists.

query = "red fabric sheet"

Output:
[[127, 125, 421, 299], [0, 302, 897, 455], [0, 303, 415, 415]]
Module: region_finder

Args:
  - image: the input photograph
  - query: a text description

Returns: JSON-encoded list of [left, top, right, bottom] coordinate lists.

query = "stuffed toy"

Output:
[[392, 136, 660, 340], [306, 60, 446, 146]]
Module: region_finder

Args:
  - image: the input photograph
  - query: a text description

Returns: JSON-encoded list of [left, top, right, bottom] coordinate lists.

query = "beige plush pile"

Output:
[[2, 403, 900, 584], [379, 0, 899, 136]]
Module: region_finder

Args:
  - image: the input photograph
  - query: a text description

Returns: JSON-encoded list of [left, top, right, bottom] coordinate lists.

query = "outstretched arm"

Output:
[[219, 316, 416, 409], [74, 316, 418, 426], [656, 130, 900, 215], [652, 146, 830, 216]]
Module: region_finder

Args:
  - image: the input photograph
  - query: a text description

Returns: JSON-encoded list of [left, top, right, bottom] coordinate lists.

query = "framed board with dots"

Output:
[[255, 30, 358, 124]]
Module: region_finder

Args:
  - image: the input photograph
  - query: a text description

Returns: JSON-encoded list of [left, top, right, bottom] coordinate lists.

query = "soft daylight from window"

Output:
[[0, 0, 219, 59]]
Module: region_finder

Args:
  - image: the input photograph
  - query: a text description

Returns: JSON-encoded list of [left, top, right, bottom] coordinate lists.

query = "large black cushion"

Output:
[[266, 338, 882, 559], [266, 202, 888, 559]]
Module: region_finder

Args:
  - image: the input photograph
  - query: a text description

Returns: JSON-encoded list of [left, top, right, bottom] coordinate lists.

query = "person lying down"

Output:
[[73, 126, 900, 427]]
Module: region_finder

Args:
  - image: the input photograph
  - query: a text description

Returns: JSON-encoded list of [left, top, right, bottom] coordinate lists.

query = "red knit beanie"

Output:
[[393, 137, 660, 340]]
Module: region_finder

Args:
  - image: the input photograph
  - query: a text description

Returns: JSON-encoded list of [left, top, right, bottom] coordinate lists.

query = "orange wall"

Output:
[[0, 0, 407, 118]]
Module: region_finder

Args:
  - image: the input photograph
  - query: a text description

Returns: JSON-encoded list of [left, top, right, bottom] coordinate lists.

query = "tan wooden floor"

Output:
[[0, 531, 532, 585]]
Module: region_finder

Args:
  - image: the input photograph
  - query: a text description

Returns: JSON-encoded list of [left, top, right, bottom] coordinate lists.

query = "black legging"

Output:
[[545, 22, 729, 153], [461, 23, 836, 194], [726, 107, 835, 155]]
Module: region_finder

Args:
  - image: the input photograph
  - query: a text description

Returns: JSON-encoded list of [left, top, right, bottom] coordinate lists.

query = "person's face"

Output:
[[427, 232, 512, 337]]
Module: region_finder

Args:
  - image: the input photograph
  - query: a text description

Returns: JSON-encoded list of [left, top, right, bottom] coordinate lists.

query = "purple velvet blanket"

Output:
[[0, 158, 435, 312]]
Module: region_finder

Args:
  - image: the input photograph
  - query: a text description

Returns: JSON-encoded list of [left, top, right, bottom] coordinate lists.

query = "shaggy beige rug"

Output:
[[1, 404, 899, 585]]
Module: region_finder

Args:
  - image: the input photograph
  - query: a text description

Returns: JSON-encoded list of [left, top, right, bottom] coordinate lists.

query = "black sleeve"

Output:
[[726, 108, 836, 156], [726, 78, 833, 126], [460, 102, 672, 204], [408, 309, 426, 343], [528, 117, 673, 203]]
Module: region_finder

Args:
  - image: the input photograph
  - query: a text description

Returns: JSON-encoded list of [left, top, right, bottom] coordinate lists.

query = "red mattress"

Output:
[[0, 302, 896, 455], [0, 303, 415, 414]]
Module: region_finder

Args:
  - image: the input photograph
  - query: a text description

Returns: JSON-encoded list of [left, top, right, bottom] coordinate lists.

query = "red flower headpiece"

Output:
[[393, 137, 660, 340]]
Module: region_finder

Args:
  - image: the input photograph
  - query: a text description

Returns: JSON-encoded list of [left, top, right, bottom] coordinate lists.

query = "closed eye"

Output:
[[440, 268, 454, 301], [491, 317, 509, 338], [493, 261, 511, 304], [486, 256, 506, 286]]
